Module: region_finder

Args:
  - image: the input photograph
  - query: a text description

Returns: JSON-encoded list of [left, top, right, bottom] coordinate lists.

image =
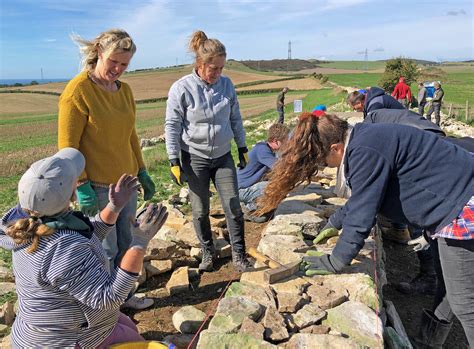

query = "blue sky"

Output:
[[0, 0, 472, 79]]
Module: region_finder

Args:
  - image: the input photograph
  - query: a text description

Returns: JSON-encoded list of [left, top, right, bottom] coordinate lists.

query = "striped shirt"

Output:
[[0, 207, 138, 348]]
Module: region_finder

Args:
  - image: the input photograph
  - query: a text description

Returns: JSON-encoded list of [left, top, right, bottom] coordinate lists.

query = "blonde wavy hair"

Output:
[[6, 210, 55, 253], [188, 30, 226, 66], [257, 113, 348, 214], [71, 28, 136, 73]]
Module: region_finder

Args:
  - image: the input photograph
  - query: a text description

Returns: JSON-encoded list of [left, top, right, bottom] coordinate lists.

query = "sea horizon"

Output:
[[0, 78, 70, 85]]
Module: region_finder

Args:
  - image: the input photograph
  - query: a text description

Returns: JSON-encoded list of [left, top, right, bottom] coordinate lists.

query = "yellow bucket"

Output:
[[108, 341, 174, 349]]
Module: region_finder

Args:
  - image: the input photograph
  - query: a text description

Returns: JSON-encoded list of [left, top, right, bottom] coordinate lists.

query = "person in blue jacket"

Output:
[[258, 112, 474, 348], [347, 87, 404, 118]]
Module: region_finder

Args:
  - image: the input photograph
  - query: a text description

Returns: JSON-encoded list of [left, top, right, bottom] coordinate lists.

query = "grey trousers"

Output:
[[181, 151, 245, 254], [277, 106, 284, 124], [431, 238, 474, 347], [418, 102, 426, 116], [426, 103, 441, 125]]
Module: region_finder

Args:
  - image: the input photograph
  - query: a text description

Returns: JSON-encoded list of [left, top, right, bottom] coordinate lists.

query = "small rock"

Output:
[[166, 267, 190, 295], [238, 317, 264, 340], [292, 303, 326, 329], [0, 301, 15, 326], [172, 305, 206, 334], [146, 259, 173, 277], [285, 333, 358, 349], [306, 284, 348, 310], [299, 325, 330, 334], [0, 283, 15, 297], [145, 239, 178, 261], [262, 306, 289, 341]]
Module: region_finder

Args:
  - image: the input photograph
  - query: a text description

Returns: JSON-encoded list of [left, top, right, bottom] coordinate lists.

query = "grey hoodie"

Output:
[[165, 70, 246, 160]]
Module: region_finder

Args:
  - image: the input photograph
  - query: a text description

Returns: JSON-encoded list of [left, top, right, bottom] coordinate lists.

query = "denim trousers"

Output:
[[94, 186, 138, 268], [239, 181, 268, 208], [430, 237, 474, 347], [181, 151, 245, 255]]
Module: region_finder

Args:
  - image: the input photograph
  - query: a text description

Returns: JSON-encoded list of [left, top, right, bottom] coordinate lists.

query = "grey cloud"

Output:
[[447, 9, 466, 16], [373, 47, 384, 52]]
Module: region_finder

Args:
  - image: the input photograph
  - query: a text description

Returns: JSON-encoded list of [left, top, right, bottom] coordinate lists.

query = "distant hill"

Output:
[[239, 59, 322, 72]]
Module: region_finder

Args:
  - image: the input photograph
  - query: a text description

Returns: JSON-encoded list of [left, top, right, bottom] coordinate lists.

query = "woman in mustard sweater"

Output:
[[58, 29, 155, 310]]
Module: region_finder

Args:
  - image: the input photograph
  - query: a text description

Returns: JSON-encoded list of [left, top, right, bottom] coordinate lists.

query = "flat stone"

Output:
[[172, 305, 206, 334], [0, 324, 8, 336], [257, 235, 307, 265], [145, 239, 177, 260], [210, 216, 227, 228], [197, 331, 277, 349], [277, 292, 309, 313], [164, 211, 189, 231], [166, 267, 189, 295], [317, 274, 379, 311], [137, 264, 147, 285], [176, 223, 201, 247], [240, 268, 268, 287], [385, 300, 412, 348], [322, 167, 338, 176], [214, 238, 232, 258], [292, 303, 326, 329], [323, 301, 383, 348], [272, 214, 326, 238], [263, 220, 303, 239], [146, 259, 173, 277], [323, 197, 347, 207], [285, 192, 323, 207], [299, 325, 330, 334], [274, 200, 321, 217], [238, 317, 264, 340], [306, 284, 348, 310], [285, 333, 359, 349], [208, 296, 263, 333], [314, 204, 339, 218], [225, 282, 276, 309], [1, 333, 12, 349], [270, 275, 310, 295], [384, 326, 412, 349], [262, 306, 289, 341]]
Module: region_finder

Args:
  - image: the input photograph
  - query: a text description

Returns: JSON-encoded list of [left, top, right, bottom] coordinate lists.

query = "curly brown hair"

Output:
[[257, 112, 348, 214], [267, 123, 290, 142]]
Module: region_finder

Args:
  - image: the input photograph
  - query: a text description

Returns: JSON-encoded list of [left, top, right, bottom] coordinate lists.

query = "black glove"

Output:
[[169, 158, 187, 186], [302, 252, 346, 276], [238, 147, 249, 169]]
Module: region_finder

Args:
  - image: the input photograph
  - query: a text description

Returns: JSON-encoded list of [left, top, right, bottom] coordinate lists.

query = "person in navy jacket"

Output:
[[258, 112, 474, 348]]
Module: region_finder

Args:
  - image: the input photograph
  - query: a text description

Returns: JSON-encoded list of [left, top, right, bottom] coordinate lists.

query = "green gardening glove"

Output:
[[76, 181, 99, 216], [313, 227, 339, 244], [301, 251, 345, 276], [138, 169, 156, 201]]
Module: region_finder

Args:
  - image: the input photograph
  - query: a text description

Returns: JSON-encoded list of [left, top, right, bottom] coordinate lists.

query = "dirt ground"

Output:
[[124, 221, 469, 348]]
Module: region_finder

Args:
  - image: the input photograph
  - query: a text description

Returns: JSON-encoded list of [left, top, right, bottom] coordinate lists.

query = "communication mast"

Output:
[[364, 48, 368, 71], [287, 41, 292, 73]]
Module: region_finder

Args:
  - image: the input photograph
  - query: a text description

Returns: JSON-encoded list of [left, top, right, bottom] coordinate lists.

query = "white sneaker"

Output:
[[122, 295, 154, 310]]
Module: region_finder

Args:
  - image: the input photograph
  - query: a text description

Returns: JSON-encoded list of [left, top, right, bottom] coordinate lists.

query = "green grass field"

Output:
[[318, 61, 386, 71], [326, 73, 382, 88]]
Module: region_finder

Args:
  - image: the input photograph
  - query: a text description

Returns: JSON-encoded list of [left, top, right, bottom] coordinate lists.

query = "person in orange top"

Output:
[[391, 76, 412, 108], [58, 29, 156, 310]]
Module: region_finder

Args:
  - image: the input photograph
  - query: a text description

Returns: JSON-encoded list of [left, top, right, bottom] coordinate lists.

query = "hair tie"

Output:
[[311, 110, 326, 118]]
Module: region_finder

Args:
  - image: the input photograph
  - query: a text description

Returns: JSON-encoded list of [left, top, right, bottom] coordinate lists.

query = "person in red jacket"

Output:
[[391, 77, 412, 108]]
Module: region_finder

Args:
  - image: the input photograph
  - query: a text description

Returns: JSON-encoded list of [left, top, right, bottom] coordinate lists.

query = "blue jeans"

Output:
[[239, 181, 268, 211], [94, 186, 138, 268], [181, 151, 245, 255]]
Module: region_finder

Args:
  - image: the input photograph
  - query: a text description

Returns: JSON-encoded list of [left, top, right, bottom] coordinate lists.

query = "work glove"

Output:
[[301, 250, 345, 276], [169, 158, 187, 186], [408, 231, 430, 252], [137, 169, 156, 201], [106, 174, 140, 213], [238, 147, 249, 169], [76, 181, 99, 216], [130, 203, 168, 250], [313, 226, 339, 245]]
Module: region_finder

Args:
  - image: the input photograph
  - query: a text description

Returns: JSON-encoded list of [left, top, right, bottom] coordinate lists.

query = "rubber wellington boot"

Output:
[[411, 309, 452, 349]]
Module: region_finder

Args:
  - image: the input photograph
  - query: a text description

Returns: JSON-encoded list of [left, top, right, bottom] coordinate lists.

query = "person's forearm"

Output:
[[119, 247, 146, 274], [99, 204, 120, 225]]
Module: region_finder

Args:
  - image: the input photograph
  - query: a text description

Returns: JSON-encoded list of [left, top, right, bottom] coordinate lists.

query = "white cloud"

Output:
[[320, 0, 371, 11], [43, 38, 57, 43]]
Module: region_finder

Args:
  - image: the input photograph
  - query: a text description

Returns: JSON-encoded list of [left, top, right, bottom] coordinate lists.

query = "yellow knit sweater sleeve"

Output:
[[58, 71, 144, 184]]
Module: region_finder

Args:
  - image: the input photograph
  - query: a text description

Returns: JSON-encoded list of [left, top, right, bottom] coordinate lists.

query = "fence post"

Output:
[[448, 103, 453, 118], [466, 100, 470, 122]]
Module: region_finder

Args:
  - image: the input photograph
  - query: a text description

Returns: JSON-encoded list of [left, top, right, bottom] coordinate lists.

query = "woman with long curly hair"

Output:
[[258, 112, 474, 347]]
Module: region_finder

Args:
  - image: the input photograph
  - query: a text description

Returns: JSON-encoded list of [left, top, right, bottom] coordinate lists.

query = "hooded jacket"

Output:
[[391, 77, 412, 101], [363, 87, 404, 118]]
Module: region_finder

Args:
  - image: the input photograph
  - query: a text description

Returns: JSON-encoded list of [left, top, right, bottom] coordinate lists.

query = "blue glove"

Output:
[[138, 169, 156, 201], [76, 181, 99, 216]]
